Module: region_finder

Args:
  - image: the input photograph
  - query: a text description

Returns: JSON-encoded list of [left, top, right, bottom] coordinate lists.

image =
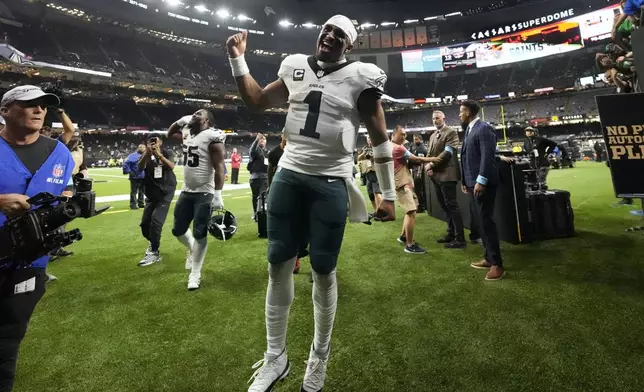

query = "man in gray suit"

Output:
[[426, 110, 466, 249]]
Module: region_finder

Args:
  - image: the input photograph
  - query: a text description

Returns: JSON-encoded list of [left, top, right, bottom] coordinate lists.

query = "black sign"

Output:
[[595, 93, 644, 198]]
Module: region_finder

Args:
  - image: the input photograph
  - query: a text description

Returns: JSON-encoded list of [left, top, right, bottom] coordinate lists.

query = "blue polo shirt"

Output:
[[623, 0, 644, 16], [0, 135, 75, 269]]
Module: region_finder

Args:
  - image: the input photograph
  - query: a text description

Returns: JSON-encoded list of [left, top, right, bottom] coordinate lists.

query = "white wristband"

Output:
[[372, 140, 393, 159], [229, 54, 250, 77], [372, 141, 396, 201], [214, 190, 222, 199], [374, 161, 396, 201]]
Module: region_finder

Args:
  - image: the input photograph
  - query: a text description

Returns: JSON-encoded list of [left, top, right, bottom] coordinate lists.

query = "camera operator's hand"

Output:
[[0, 194, 31, 217], [150, 143, 162, 158]]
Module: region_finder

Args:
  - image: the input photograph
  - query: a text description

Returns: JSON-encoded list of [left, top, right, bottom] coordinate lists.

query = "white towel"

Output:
[[345, 177, 370, 224]]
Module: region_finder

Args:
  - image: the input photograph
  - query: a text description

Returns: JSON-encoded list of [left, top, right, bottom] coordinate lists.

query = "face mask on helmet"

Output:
[[208, 210, 238, 240]]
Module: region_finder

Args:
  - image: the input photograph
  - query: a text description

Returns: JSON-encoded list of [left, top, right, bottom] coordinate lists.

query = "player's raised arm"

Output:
[[226, 31, 289, 112], [167, 115, 190, 139]]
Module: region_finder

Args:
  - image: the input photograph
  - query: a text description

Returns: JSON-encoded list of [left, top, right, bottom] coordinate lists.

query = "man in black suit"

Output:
[[459, 100, 505, 281]]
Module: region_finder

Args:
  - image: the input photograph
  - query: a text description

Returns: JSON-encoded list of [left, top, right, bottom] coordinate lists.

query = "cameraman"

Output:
[[136, 134, 177, 267], [0, 85, 74, 392], [523, 127, 558, 188]]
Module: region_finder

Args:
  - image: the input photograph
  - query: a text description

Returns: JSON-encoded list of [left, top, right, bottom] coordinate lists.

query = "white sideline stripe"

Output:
[[89, 172, 191, 182], [91, 173, 189, 183], [96, 183, 250, 203]]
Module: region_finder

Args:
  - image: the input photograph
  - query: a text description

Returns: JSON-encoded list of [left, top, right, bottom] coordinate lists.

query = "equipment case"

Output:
[[526, 190, 575, 240]]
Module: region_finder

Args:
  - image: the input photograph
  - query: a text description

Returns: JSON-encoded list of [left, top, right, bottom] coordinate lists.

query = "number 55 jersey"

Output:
[[177, 116, 226, 194], [277, 54, 387, 178]]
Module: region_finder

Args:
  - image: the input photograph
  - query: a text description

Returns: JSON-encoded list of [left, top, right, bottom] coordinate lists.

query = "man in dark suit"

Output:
[[459, 100, 505, 281], [426, 110, 465, 249]]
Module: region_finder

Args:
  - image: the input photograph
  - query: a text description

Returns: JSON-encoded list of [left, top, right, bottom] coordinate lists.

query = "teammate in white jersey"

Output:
[[227, 15, 397, 392], [167, 109, 226, 290]]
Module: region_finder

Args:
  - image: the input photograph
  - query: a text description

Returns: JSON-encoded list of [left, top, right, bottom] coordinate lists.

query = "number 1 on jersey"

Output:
[[299, 90, 322, 139]]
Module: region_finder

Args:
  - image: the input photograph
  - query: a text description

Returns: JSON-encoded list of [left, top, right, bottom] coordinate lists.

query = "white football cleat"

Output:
[[187, 271, 201, 291], [248, 350, 290, 392], [301, 344, 330, 392], [185, 250, 193, 271]]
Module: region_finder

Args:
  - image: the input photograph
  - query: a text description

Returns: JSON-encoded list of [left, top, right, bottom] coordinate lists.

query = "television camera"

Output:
[[0, 174, 109, 268]]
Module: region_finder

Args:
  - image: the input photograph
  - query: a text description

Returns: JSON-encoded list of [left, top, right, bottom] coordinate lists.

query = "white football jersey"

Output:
[[277, 54, 387, 178], [177, 116, 226, 194]]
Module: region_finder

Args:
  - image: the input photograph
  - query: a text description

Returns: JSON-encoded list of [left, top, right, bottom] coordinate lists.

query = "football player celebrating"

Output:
[[167, 109, 226, 290], [227, 15, 396, 392]]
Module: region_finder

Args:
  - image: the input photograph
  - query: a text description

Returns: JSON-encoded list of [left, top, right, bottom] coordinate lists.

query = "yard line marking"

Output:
[[91, 173, 187, 183], [103, 209, 129, 215], [232, 196, 248, 199], [96, 183, 250, 203]]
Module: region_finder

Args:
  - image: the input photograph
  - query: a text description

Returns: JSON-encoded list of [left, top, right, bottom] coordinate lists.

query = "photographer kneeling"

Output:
[[0, 85, 75, 392]]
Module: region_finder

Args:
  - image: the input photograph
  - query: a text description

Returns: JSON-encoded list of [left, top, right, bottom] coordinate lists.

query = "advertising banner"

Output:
[[475, 20, 583, 67], [401, 48, 443, 73], [573, 4, 621, 44], [470, 8, 576, 40], [441, 43, 477, 69], [595, 93, 644, 198]]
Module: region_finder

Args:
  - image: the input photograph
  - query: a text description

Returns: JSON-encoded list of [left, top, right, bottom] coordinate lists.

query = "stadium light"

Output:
[[194, 4, 208, 12], [302, 22, 317, 28], [165, 0, 182, 7], [403, 19, 419, 24], [216, 9, 230, 19], [381, 21, 397, 26], [360, 22, 375, 29], [238, 14, 251, 21], [423, 16, 438, 20], [279, 19, 293, 27]]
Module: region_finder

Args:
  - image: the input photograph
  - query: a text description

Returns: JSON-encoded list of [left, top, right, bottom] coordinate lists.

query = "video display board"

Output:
[[573, 4, 621, 44], [401, 48, 443, 72], [441, 43, 478, 69], [399, 4, 619, 73], [475, 20, 584, 68]]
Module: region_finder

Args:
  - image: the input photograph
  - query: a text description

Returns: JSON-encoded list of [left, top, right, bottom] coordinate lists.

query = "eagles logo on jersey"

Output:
[[276, 54, 387, 179]]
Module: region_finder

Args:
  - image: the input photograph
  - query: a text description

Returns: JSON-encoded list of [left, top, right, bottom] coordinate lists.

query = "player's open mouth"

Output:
[[319, 39, 333, 52]]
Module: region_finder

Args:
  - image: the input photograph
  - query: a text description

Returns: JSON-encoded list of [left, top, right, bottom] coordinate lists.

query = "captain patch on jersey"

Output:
[[277, 54, 387, 178]]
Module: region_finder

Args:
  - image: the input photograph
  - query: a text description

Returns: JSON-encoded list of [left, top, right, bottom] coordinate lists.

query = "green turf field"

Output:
[[13, 162, 644, 392]]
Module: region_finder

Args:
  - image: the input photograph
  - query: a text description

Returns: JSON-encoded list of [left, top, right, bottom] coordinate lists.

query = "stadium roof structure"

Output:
[[25, 0, 611, 55], [54, 0, 606, 33]]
